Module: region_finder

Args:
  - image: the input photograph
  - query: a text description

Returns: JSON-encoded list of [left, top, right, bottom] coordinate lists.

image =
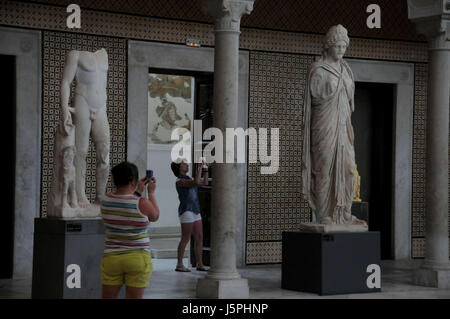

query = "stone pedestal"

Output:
[[196, 0, 254, 299], [197, 277, 249, 299], [299, 223, 368, 233], [414, 266, 450, 289], [282, 231, 381, 295], [49, 204, 102, 219], [32, 218, 105, 299]]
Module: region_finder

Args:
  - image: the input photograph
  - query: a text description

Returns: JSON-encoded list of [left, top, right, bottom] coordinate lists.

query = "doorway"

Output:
[[191, 73, 214, 266], [353, 82, 394, 260], [146, 69, 214, 262], [128, 40, 249, 266], [1, 54, 16, 279]]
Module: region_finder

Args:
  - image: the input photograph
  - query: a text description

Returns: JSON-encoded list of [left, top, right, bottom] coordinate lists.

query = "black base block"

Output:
[[282, 231, 381, 296], [32, 218, 105, 299]]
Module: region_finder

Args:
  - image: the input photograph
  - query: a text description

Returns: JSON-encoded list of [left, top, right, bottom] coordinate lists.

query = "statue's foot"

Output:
[[93, 200, 103, 207], [78, 197, 91, 208], [70, 202, 78, 209], [94, 195, 104, 206], [321, 217, 333, 225], [351, 215, 367, 226]]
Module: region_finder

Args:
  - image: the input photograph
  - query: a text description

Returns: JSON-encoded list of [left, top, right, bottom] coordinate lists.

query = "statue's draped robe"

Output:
[[301, 59, 356, 224]]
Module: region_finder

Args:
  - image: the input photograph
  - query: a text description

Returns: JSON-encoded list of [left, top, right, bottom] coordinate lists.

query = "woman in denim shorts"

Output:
[[171, 159, 208, 272]]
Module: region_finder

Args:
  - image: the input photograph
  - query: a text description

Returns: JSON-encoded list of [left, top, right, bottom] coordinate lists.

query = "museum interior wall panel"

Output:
[[41, 31, 126, 217], [19, 0, 424, 42], [0, 0, 215, 46], [2, 0, 447, 261], [240, 29, 428, 63], [0, 26, 41, 278], [1, 1, 428, 63]]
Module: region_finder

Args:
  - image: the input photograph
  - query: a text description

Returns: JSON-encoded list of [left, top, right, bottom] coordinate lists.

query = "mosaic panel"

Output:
[[41, 31, 126, 217], [0, 1, 428, 63], [412, 64, 427, 239], [246, 242, 282, 264], [412, 238, 450, 259], [20, 0, 423, 42], [246, 52, 313, 263], [411, 63, 450, 258], [412, 238, 425, 258]]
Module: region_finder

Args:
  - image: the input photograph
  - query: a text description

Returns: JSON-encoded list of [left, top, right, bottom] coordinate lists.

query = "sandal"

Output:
[[196, 266, 208, 271], [175, 266, 191, 272]]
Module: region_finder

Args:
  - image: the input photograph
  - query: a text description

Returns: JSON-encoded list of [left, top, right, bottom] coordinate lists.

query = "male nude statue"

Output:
[[60, 48, 110, 207]]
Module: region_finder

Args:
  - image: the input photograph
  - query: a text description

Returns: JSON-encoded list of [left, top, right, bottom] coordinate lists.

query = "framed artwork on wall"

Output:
[[147, 73, 194, 149]]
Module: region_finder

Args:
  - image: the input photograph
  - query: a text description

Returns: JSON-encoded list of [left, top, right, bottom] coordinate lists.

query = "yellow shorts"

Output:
[[101, 250, 152, 288]]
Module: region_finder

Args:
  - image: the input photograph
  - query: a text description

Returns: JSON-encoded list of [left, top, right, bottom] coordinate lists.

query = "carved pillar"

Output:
[[196, 0, 254, 298], [408, 0, 450, 288]]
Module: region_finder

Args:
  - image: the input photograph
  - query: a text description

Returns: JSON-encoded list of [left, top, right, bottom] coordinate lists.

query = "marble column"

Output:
[[408, 0, 450, 288], [196, 0, 254, 299]]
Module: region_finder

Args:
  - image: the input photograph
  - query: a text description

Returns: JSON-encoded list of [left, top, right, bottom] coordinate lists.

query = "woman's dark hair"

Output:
[[111, 161, 139, 188], [171, 162, 181, 177]]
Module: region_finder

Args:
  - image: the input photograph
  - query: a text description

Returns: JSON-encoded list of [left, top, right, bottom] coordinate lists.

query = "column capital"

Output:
[[201, 0, 254, 32], [407, 0, 450, 49]]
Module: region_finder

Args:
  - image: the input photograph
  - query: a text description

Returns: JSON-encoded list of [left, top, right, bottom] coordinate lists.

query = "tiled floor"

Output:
[[1, 259, 449, 299]]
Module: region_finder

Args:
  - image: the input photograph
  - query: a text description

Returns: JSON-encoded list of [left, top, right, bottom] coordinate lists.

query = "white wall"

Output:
[[0, 27, 41, 278], [147, 144, 182, 228]]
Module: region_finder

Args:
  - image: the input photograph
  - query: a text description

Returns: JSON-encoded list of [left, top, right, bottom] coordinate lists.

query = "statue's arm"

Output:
[[309, 68, 325, 100], [60, 51, 79, 134], [60, 51, 79, 111], [344, 62, 356, 111]]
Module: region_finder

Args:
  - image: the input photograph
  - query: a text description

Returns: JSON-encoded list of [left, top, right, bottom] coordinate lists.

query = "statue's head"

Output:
[[323, 25, 349, 61]]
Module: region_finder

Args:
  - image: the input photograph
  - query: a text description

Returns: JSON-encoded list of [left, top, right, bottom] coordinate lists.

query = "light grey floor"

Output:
[[1, 259, 449, 299]]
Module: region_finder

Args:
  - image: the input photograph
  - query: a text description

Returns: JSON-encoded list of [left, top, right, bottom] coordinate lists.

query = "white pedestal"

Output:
[[413, 267, 450, 289], [196, 277, 249, 299], [299, 223, 368, 233]]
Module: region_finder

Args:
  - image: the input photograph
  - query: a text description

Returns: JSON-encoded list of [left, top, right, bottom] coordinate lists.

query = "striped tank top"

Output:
[[100, 193, 150, 254]]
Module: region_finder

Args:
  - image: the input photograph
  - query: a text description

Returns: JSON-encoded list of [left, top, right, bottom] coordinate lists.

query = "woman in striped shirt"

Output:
[[100, 161, 159, 299]]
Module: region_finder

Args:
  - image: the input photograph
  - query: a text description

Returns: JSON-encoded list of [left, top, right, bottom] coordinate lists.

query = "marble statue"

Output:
[[301, 25, 367, 230], [48, 48, 110, 218]]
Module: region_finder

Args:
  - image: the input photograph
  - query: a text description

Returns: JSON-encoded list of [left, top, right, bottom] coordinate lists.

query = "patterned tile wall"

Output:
[[41, 31, 126, 216], [247, 52, 313, 264], [413, 238, 450, 259], [411, 64, 450, 258], [246, 242, 282, 265], [412, 64, 427, 240]]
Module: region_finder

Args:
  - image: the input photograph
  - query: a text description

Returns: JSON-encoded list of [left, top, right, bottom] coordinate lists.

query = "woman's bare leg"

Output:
[[102, 285, 121, 299], [125, 286, 145, 299], [177, 222, 193, 269], [193, 220, 204, 268]]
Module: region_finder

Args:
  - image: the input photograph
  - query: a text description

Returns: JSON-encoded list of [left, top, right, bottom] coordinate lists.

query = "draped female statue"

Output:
[[301, 25, 366, 226]]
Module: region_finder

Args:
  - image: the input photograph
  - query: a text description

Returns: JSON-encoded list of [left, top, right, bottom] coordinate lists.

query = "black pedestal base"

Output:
[[282, 231, 381, 295], [32, 218, 105, 299]]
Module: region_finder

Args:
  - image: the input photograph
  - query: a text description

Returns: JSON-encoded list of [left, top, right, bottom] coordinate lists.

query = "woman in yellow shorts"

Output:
[[100, 162, 159, 298]]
